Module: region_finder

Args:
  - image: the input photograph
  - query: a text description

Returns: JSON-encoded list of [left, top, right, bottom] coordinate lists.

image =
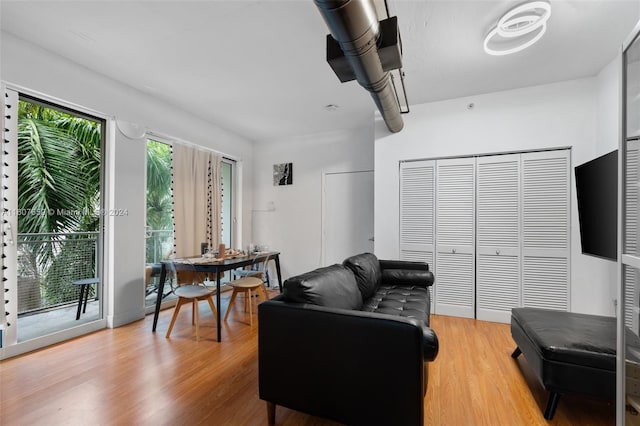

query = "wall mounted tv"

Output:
[[575, 149, 617, 261]]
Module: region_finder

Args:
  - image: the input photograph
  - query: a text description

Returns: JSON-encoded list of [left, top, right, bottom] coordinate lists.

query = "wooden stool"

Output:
[[224, 277, 268, 326]]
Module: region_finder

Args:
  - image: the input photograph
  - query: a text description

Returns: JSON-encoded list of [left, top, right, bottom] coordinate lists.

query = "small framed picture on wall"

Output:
[[273, 163, 293, 186]]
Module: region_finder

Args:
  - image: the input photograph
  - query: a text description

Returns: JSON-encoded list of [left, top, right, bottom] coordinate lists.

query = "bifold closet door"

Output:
[[521, 150, 570, 311], [476, 154, 521, 323], [435, 157, 475, 318], [399, 160, 436, 310], [625, 140, 640, 333]]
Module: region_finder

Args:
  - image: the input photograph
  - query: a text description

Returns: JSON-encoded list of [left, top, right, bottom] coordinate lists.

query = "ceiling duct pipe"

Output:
[[314, 0, 404, 133]]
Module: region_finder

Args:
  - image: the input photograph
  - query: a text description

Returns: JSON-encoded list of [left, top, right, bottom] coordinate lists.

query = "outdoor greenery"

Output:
[[17, 100, 101, 308], [146, 140, 172, 231], [18, 100, 101, 235], [15, 102, 175, 311]]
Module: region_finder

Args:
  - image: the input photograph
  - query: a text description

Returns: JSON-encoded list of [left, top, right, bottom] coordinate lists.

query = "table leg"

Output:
[[76, 285, 85, 320], [274, 255, 283, 293], [152, 265, 167, 332], [216, 271, 222, 342]]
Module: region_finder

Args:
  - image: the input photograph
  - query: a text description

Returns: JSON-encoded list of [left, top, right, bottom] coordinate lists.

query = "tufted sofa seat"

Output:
[[258, 253, 438, 426], [362, 285, 431, 323]]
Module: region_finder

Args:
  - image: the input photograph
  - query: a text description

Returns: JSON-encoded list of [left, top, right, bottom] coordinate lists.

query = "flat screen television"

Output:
[[575, 150, 617, 261]]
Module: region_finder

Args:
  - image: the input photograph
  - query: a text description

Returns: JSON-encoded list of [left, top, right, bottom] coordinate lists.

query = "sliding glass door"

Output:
[[144, 139, 173, 309], [1, 88, 105, 355]]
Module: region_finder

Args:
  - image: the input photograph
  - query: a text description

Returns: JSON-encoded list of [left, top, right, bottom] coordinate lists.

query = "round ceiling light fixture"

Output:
[[497, 1, 551, 38], [484, 1, 551, 56]]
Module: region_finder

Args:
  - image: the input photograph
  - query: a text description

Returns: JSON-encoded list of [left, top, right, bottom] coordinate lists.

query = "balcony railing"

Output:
[[146, 229, 173, 264], [16, 229, 175, 315], [17, 232, 98, 316]]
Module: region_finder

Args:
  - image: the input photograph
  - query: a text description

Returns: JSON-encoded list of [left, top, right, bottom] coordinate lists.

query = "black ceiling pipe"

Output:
[[314, 0, 404, 133]]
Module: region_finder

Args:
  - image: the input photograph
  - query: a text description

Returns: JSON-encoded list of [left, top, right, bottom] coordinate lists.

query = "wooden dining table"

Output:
[[151, 251, 282, 342]]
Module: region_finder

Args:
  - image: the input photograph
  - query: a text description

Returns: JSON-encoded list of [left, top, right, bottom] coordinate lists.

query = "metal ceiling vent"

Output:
[[314, 0, 405, 133]]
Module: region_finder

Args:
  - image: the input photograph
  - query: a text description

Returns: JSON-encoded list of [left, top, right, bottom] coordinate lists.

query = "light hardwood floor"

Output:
[[0, 291, 614, 425]]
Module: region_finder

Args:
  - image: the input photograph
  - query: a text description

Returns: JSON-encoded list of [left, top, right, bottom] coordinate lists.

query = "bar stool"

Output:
[[224, 276, 268, 326]]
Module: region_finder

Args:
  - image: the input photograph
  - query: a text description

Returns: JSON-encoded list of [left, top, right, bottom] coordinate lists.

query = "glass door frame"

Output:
[[144, 136, 174, 314], [1, 83, 110, 359], [618, 18, 640, 424]]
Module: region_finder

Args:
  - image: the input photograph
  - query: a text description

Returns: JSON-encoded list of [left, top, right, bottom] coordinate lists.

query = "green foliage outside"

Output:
[[17, 100, 101, 307], [146, 140, 172, 231], [145, 140, 173, 264], [16, 102, 174, 310]]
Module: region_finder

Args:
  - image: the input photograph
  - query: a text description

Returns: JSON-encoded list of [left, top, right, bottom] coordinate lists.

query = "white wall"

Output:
[[375, 76, 621, 316], [252, 126, 374, 280], [1, 32, 254, 326]]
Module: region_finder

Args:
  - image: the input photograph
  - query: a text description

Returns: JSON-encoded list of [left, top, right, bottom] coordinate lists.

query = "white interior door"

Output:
[[400, 160, 436, 311], [521, 150, 570, 311], [625, 140, 640, 333], [435, 157, 475, 318], [323, 170, 374, 266], [476, 154, 521, 323]]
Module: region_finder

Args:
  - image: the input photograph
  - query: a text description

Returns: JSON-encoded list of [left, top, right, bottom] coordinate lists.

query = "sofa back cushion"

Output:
[[283, 264, 363, 310], [342, 253, 381, 300]]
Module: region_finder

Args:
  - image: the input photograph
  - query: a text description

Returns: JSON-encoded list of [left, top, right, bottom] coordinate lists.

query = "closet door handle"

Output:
[[452, 248, 456, 254]]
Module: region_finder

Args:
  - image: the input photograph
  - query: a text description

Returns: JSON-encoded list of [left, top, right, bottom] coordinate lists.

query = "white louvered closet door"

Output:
[[521, 150, 570, 311], [435, 157, 475, 318], [400, 160, 436, 310], [476, 154, 521, 323], [625, 140, 640, 333]]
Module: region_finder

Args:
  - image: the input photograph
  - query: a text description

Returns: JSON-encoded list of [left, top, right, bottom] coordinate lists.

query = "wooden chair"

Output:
[[165, 262, 217, 341], [223, 276, 268, 326], [233, 257, 271, 287]]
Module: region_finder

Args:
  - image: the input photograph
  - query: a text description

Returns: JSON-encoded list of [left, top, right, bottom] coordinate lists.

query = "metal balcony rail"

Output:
[[145, 229, 174, 264], [15, 230, 174, 316], [17, 232, 99, 316]]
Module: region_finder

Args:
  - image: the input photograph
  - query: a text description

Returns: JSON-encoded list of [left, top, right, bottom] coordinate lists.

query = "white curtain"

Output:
[[172, 143, 222, 258]]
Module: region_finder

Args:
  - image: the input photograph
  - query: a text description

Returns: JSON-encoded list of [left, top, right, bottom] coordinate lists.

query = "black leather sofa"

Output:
[[258, 253, 438, 425]]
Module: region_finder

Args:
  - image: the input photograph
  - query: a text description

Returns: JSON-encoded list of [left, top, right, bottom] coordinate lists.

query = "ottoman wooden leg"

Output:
[[266, 401, 276, 425]]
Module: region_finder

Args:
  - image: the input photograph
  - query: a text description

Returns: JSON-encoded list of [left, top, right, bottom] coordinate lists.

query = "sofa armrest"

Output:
[[380, 259, 435, 287], [258, 298, 438, 425], [380, 259, 429, 271]]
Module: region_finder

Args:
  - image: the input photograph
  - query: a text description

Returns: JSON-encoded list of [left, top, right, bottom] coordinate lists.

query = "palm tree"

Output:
[[17, 100, 101, 306], [146, 140, 172, 231], [146, 140, 173, 263], [17, 101, 101, 235]]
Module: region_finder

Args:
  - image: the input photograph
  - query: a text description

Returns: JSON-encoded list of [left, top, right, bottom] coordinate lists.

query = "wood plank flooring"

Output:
[[0, 292, 614, 425]]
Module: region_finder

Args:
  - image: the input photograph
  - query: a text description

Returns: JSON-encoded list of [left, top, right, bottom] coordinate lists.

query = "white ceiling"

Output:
[[1, 1, 638, 142]]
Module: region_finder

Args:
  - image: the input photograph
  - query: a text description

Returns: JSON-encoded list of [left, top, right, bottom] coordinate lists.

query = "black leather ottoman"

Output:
[[510, 308, 617, 420]]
